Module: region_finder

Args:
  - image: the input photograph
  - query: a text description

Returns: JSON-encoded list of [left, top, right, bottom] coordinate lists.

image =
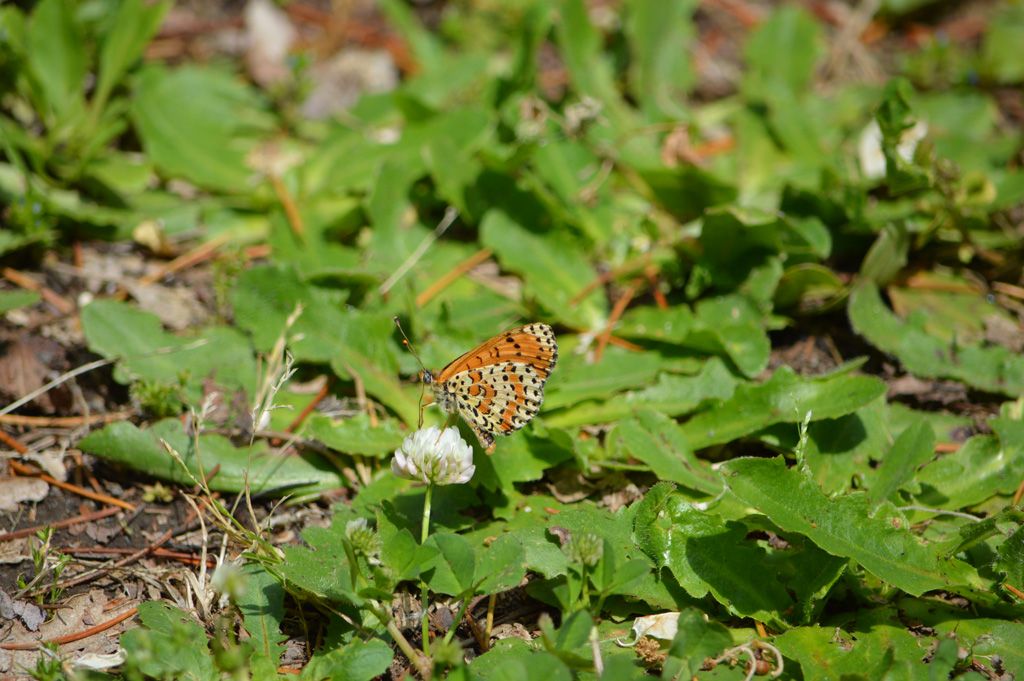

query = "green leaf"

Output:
[[691, 294, 770, 378], [300, 638, 393, 681], [26, 0, 85, 118], [543, 348, 665, 410], [480, 210, 606, 329], [867, 419, 935, 507], [850, 283, 1024, 396], [623, 0, 697, 120], [546, 357, 737, 429], [238, 563, 285, 665], [121, 602, 217, 681], [475, 534, 527, 595], [859, 224, 909, 285], [743, 5, 822, 96], [662, 610, 732, 679], [775, 620, 924, 681], [611, 409, 722, 495], [721, 456, 979, 595], [78, 419, 343, 495], [679, 366, 887, 449], [0, 289, 40, 313], [305, 414, 406, 458], [426, 532, 477, 596], [95, 0, 171, 109], [471, 640, 573, 681], [131, 65, 271, 191], [80, 298, 256, 401], [915, 434, 1024, 510], [996, 525, 1024, 590], [633, 483, 793, 621]]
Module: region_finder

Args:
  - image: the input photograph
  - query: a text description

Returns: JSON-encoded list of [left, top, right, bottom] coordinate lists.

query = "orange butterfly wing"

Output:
[[431, 323, 558, 450]]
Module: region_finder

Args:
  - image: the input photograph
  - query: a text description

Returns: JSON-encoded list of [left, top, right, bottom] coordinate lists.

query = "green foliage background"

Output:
[[2, 0, 1024, 678]]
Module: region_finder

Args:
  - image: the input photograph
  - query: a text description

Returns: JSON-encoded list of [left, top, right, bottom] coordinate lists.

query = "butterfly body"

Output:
[[422, 323, 558, 451]]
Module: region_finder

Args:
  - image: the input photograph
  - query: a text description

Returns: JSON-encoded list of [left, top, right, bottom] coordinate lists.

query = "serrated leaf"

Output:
[[78, 419, 343, 495], [611, 409, 722, 495], [300, 638, 393, 681], [679, 366, 886, 449], [632, 482, 793, 621], [850, 284, 1024, 396], [722, 456, 980, 595], [546, 357, 737, 428]]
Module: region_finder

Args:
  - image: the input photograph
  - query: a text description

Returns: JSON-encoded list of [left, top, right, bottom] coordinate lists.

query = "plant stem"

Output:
[[421, 484, 434, 655]]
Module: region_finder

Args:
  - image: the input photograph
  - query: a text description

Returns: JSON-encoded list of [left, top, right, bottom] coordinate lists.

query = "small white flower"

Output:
[[391, 426, 475, 485]]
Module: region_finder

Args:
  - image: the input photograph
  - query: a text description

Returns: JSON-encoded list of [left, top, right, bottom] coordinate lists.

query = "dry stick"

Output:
[[0, 506, 122, 543], [0, 428, 28, 453], [9, 460, 135, 512], [993, 281, 1024, 301], [644, 264, 669, 310], [934, 442, 961, 454], [137, 232, 233, 287], [594, 279, 641, 363], [58, 546, 216, 567], [378, 206, 459, 296], [1012, 477, 1024, 508], [415, 247, 494, 308], [0, 411, 134, 427], [1005, 583, 1024, 601], [0, 606, 139, 651], [1, 267, 76, 315], [270, 174, 305, 238], [44, 506, 201, 595], [568, 255, 651, 306], [606, 335, 643, 352], [284, 380, 331, 434]]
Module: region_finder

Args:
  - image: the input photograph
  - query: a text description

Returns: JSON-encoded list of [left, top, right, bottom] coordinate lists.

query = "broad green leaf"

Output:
[[475, 534, 527, 595], [611, 409, 722, 495], [915, 434, 1024, 510], [774, 621, 925, 681], [238, 563, 285, 665], [121, 602, 217, 681], [691, 294, 770, 378], [543, 348, 665, 410], [95, 0, 171, 109], [867, 419, 935, 507], [471, 640, 573, 681], [623, 0, 697, 120], [80, 298, 256, 401], [300, 638, 393, 681], [78, 419, 344, 495], [633, 482, 793, 621], [426, 532, 477, 596], [616, 305, 695, 344], [679, 366, 886, 449], [474, 431, 574, 493], [859, 224, 909, 285], [480, 210, 606, 329], [722, 456, 980, 595], [662, 610, 732, 679], [996, 525, 1024, 590], [933, 619, 1024, 676], [847, 278, 1024, 395], [0, 290, 39, 313], [546, 357, 737, 428], [26, 0, 85, 118], [305, 414, 406, 458], [132, 65, 271, 191], [802, 397, 889, 493], [743, 5, 822, 96]]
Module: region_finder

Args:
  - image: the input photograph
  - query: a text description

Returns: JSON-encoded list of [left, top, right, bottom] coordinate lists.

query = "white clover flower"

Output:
[[391, 426, 475, 485]]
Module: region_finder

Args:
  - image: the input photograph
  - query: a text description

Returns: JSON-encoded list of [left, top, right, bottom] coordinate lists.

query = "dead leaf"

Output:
[[0, 476, 49, 512]]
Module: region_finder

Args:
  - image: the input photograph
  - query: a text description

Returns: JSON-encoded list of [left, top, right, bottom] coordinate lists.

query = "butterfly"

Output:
[[421, 323, 558, 452]]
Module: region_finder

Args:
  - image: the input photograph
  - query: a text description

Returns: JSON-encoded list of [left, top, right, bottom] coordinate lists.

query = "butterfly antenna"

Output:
[[393, 317, 427, 428]]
